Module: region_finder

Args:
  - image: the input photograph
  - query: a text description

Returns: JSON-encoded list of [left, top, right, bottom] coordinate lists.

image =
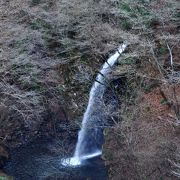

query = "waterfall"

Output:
[[62, 43, 127, 166]]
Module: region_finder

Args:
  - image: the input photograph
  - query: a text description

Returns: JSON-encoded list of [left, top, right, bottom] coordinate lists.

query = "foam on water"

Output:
[[61, 157, 81, 166], [62, 151, 102, 167]]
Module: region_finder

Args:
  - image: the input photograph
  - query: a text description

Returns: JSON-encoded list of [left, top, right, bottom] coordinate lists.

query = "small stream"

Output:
[[4, 137, 107, 180]]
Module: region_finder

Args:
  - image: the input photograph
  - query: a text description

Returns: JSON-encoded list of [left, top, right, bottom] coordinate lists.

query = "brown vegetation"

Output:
[[0, 0, 179, 179]]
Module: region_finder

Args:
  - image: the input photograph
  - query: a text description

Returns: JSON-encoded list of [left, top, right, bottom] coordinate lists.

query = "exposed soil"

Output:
[[104, 85, 179, 179]]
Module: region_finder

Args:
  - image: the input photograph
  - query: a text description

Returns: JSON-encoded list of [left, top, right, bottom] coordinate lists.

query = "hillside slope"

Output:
[[0, 0, 179, 179]]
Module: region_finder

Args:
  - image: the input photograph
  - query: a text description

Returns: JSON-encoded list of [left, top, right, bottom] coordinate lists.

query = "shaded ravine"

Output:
[[4, 43, 127, 179]]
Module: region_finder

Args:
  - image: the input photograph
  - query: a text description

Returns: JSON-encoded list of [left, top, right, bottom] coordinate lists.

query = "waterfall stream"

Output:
[[4, 43, 127, 180], [62, 43, 127, 166]]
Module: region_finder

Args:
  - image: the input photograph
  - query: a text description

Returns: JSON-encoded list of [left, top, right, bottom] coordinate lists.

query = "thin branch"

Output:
[[148, 40, 164, 76], [166, 42, 173, 68]]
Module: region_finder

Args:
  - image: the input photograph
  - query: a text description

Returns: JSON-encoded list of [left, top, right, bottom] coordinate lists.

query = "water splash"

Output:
[[61, 151, 102, 167], [62, 43, 127, 166]]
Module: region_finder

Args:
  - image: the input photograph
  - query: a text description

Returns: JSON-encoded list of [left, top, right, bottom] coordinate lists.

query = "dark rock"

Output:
[[0, 145, 9, 168]]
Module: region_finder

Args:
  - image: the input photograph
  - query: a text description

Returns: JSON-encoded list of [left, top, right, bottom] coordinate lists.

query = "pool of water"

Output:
[[4, 137, 107, 180]]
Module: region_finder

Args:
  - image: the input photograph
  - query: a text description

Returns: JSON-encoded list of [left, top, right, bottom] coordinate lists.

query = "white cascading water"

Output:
[[62, 43, 127, 166]]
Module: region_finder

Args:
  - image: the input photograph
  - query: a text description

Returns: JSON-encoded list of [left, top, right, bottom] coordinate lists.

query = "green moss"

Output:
[[118, 56, 136, 65], [56, 84, 66, 94], [135, 6, 150, 16], [137, 0, 148, 3], [24, 63, 34, 69], [10, 63, 45, 91], [160, 99, 168, 105], [0, 177, 8, 180], [30, 18, 51, 30], [120, 2, 150, 16], [11, 63, 34, 77], [175, 11, 180, 18], [19, 77, 45, 92], [31, 0, 41, 6], [14, 63, 34, 75], [121, 19, 132, 30], [119, 1, 152, 31], [159, 46, 168, 55], [120, 3, 132, 12]]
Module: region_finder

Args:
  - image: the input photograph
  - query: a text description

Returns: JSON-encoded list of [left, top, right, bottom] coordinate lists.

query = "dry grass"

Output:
[[0, 0, 179, 178]]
